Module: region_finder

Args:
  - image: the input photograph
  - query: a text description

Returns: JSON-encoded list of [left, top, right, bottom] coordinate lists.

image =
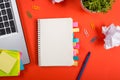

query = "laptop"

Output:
[[0, 0, 30, 64]]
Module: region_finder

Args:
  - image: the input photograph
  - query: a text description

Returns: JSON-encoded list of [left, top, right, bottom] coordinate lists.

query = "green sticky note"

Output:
[[0, 50, 20, 76]]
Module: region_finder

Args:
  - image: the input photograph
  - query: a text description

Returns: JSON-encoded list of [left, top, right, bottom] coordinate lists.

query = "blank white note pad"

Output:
[[38, 18, 74, 66]]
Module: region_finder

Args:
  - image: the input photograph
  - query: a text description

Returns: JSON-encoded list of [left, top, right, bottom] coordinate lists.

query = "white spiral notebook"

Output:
[[38, 18, 74, 66]]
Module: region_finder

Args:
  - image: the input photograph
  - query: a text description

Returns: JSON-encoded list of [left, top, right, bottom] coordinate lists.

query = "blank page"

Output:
[[38, 18, 74, 66]]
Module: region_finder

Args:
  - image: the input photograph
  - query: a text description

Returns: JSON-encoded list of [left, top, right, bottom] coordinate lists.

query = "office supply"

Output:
[[77, 52, 91, 80], [73, 22, 78, 27], [0, 50, 20, 76], [90, 36, 97, 43], [73, 43, 80, 49], [0, 0, 30, 64], [73, 28, 80, 32], [20, 52, 24, 70], [73, 38, 79, 43], [84, 29, 89, 37], [20, 60, 24, 70], [26, 11, 32, 18], [32, 5, 40, 10], [0, 51, 17, 74], [73, 56, 79, 60], [38, 18, 74, 66]]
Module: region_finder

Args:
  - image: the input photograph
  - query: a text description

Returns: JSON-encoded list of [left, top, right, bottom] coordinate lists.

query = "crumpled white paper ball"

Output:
[[102, 24, 120, 49], [52, 0, 64, 4]]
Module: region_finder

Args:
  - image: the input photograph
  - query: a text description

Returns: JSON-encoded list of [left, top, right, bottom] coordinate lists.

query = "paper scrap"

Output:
[[0, 52, 17, 74], [52, 0, 64, 4], [102, 24, 120, 49]]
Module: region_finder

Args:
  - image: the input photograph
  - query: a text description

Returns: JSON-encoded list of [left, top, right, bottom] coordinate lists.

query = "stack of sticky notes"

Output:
[[0, 49, 24, 76], [73, 22, 79, 66]]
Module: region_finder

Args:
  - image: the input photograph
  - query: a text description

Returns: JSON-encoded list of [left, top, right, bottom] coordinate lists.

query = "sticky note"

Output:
[[20, 60, 24, 70], [73, 42, 76, 46], [74, 49, 79, 54], [73, 22, 78, 27], [73, 56, 79, 60], [73, 61, 78, 66], [0, 52, 17, 74], [73, 51, 77, 56], [0, 50, 20, 76], [73, 28, 79, 32], [73, 44, 80, 49], [20, 52, 24, 70], [73, 38, 79, 42]]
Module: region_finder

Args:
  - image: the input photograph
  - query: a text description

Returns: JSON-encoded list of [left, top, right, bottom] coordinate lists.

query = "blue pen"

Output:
[[77, 52, 91, 80]]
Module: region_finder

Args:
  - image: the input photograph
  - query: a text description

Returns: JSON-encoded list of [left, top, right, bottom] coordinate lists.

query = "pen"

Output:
[[77, 52, 91, 80]]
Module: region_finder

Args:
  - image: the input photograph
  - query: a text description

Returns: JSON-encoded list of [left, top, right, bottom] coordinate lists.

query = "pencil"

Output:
[[77, 52, 91, 80]]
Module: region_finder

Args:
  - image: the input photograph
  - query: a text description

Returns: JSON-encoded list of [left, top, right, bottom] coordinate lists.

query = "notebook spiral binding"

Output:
[[38, 20, 41, 65]]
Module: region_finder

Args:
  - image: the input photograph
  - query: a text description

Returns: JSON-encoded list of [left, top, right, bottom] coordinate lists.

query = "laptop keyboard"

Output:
[[0, 0, 17, 36]]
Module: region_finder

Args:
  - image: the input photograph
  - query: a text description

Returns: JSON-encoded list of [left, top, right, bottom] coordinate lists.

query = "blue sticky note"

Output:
[[73, 56, 79, 60], [73, 38, 79, 42], [20, 60, 24, 70]]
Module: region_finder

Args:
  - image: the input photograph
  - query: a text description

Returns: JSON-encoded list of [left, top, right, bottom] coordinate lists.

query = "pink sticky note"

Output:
[[73, 51, 77, 56], [73, 44, 79, 49], [73, 22, 78, 27]]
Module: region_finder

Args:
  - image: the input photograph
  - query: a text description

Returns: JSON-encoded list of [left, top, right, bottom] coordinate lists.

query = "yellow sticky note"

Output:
[[73, 42, 76, 46], [73, 61, 78, 66], [0, 50, 20, 76], [0, 52, 17, 74], [73, 28, 79, 32]]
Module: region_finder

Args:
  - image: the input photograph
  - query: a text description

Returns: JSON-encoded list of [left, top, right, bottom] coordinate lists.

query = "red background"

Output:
[[1, 0, 120, 80]]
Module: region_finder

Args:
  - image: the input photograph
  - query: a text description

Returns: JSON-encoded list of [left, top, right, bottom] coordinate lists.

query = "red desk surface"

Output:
[[1, 0, 120, 80]]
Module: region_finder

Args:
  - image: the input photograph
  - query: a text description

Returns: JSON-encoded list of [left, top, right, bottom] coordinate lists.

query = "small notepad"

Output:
[[0, 50, 20, 76], [38, 18, 74, 66], [0, 52, 17, 74]]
